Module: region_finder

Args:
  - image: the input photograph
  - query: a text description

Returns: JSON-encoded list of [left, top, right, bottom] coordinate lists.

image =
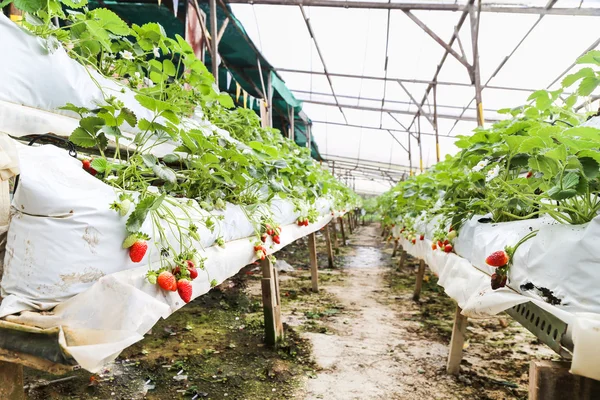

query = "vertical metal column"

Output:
[[433, 83, 440, 162], [209, 0, 219, 86], [469, 1, 484, 127]]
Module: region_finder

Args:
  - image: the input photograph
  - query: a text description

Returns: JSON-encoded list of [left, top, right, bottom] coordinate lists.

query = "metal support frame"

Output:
[[209, 0, 219, 86], [299, 99, 496, 122], [404, 11, 471, 71], [469, 1, 484, 127], [224, 0, 600, 16], [277, 67, 539, 93], [298, 5, 348, 124], [292, 89, 497, 114]]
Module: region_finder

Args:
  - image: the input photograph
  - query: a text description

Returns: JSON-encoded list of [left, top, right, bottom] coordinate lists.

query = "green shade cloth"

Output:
[[88, 0, 321, 159]]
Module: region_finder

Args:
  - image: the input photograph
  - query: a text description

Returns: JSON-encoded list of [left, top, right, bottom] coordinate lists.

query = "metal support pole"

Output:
[[433, 83, 440, 162], [418, 116, 423, 173], [209, 0, 219, 86], [308, 233, 319, 292], [408, 134, 412, 176], [288, 106, 295, 140], [267, 71, 273, 128], [470, 2, 484, 127], [306, 123, 311, 149]]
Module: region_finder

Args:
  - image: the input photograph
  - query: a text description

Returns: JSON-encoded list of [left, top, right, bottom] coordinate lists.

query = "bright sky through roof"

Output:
[[231, 1, 600, 195]]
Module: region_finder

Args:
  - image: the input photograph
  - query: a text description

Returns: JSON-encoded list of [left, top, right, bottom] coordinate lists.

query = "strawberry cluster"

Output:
[[263, 223, 282, 245], [147, 255, 202, 303], [254, 244, 267, 260], [431, 227, 456, 253], [297, 217, 310, 227]]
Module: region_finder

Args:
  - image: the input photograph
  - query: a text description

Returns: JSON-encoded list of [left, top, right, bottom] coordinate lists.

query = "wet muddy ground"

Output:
[[24, 223, 558, 399]]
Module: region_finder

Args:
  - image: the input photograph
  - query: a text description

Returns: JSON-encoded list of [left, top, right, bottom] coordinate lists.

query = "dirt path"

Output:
[[295, 224, 555, 400]]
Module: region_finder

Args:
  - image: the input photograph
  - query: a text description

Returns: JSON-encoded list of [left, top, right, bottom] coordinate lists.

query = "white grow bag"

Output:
[[0, 141, 334, 371], [397, 213, 600, 381]]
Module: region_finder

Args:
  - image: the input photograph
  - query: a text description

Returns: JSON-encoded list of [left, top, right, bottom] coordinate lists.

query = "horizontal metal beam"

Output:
[[312, 120, 439, 137], [303, 99, 500, 122], [323, 154, 416, 172], [225, 0, 600, 16], [277, 67, 538, 93], [292, 89, 498, 113], [327, 162, 408, 177]]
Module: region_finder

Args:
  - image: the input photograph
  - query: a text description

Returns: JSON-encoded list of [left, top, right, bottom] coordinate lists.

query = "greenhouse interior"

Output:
[[1, 0, 600, 399]]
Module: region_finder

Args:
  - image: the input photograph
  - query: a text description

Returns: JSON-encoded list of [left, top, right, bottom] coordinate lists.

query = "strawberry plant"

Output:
[[5, 0, 360, 302]]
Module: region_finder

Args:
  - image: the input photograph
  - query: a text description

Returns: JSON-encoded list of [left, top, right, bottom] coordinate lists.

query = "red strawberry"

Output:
[[273, 235, 281, 244], [186, 260, 198, 280], [82, 159, 97, 176], [431, 243, 437, 250], [265, 224, 273, 236], [485, 250, 510, 267], [443, 239, 449, 246], [526, 171, 533, 178], [411, 238, 416, 244], [157, 271, 177, 291], [177, 279, 193, 303], [297, 220, 303, 226], [444, 244, 453, 253], [420, 235, 425, 241], [437, 240, 443, 248], [129, 240, 148, 263], [261, 233, 268, 243], [254, 245, 263, 252]]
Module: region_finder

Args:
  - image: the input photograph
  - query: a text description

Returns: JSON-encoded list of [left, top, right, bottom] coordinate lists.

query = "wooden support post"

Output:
[[391, 240, 399, 257], [398, 250, 407, 269], [330, 219, 338, 250], [260, 257, 283, 346], [412, 259, 426, 301], [324, 224, 334, 268], [446, 305, 467, 375], [347, 214, 353, 235], [529, 360, 600, 400], [338, 217, 347, 246], [308, 232, 319, 292], [0, 361, 24, 400]]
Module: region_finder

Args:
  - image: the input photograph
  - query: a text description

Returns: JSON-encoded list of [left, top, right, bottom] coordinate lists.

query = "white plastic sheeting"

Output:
[[396, 213, 600, 381], [0, 140, 335, 372]]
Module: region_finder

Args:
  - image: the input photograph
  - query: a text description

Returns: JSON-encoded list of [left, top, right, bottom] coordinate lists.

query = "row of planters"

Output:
[[0, 1, 358, 372], [377, 50, 600, 311]]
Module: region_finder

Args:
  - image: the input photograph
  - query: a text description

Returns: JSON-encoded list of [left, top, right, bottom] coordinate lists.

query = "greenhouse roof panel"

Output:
[[230, 1, 600, 194]]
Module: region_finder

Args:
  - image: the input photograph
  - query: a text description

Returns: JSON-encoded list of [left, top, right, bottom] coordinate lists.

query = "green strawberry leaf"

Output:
[[91, 158, 108, 173], [152, 164, 177, 184], [126, 196, 156, 233], [70, 127, 97, 148]]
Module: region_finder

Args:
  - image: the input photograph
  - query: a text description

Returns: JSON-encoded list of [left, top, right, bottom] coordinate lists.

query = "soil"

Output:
[[24, 223, 558, 399]]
